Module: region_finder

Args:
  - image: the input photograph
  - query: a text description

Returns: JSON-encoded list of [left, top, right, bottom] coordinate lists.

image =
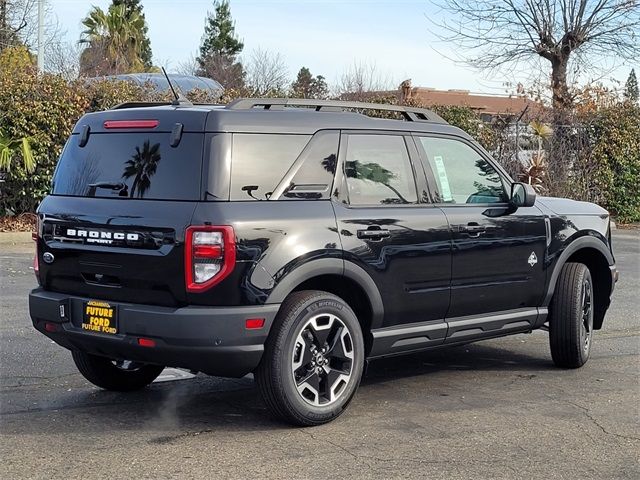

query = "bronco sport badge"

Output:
[[528, 252, 538, 267]]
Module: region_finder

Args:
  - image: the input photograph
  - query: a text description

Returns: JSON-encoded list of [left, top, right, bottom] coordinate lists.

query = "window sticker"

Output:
[[432, 155, 453, 202]]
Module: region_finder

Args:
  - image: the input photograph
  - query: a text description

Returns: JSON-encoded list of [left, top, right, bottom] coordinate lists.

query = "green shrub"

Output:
[[589, 103, 640, 223], [430, 105, 496, 151], [0, 48, 88, 214]]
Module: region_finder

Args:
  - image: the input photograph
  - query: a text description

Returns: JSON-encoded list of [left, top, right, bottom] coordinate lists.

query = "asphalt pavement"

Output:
[[1, 231, 638, 479]]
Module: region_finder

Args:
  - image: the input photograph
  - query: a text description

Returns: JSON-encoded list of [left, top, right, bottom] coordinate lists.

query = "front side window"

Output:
[[344, 134, 417, 206], [417, 136, 507, 204], [230, 134, 311, 200]]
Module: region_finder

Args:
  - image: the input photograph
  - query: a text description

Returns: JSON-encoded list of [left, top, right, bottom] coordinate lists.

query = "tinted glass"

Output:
[[345, 135, 417, 205], [231, 134, 310, 201], [52, 133, 203, 200], [282, 131, 339, 200], [418, 137, 507, 204]]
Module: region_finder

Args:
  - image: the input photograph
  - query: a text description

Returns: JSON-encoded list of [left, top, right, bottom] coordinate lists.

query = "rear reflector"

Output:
[[137, 338, 156, 347], [103, 120, 159, 129], [193, 245, 223, 258], [44, 322, 58, 333], [245, 318, 265, 329]]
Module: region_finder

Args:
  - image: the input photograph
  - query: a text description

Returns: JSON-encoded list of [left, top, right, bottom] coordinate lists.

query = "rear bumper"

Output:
[[29, 288, 280, 378]]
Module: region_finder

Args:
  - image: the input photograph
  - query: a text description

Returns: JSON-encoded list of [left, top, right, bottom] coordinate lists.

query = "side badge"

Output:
[[528, 252, 537, 267], [43, 252, 55, 264]]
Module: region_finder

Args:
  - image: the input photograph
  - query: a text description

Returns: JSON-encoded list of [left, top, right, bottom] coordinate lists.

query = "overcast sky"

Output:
[[48, 0, 632, 94]]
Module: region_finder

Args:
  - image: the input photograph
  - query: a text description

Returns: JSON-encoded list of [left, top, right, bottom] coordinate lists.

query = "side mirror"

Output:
[[510, 182, 536, 208]]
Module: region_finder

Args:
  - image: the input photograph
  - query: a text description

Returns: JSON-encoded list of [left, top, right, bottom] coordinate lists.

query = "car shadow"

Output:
[[2, 341, 555, 438], [362, 340, 555, 385]]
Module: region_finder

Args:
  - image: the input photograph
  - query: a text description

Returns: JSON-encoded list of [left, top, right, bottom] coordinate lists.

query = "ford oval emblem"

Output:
[[42, 252, 55, 264]]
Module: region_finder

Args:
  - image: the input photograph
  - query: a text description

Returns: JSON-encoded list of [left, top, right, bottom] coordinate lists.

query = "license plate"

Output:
[[82, 300, 118, 335]]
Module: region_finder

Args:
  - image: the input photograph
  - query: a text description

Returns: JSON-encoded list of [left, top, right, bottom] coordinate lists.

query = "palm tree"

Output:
[[0, 130, 35, 173], [519, 121, 553, 193], [79, 4, 146, 76], [121, 141, 161, 198]]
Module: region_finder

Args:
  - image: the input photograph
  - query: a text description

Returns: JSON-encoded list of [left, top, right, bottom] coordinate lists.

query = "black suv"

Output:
[[29, 98, 618, 425]]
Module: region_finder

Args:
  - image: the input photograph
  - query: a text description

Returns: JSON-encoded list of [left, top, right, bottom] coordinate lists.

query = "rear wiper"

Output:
[[87, 182, 128, 197]]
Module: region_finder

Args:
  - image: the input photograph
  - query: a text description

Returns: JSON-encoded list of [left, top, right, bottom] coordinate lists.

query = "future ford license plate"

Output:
[[82, 300, 118, 335]]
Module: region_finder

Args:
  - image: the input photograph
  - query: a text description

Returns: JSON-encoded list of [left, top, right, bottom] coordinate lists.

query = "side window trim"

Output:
[[412, 132, 510, 207], [408, 135, 436, 204], [337, 131, 422, 208]]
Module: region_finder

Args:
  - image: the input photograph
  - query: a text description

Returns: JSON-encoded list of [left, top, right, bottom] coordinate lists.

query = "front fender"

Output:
[[542, 233, 614, 307]]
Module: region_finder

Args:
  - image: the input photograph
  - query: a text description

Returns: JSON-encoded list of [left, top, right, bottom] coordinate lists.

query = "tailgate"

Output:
[[37, 196, 196, 307]]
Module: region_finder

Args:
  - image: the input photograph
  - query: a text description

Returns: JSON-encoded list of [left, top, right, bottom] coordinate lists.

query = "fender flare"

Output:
[[266, 258, 384, 329], [543, 235, 614, 306]]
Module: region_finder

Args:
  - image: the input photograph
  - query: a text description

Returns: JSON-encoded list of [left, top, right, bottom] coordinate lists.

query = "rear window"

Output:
[[52, 133, 204, 200]]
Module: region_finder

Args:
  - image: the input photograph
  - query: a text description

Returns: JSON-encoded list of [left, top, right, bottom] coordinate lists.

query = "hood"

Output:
[[536, 196, 609, 217]]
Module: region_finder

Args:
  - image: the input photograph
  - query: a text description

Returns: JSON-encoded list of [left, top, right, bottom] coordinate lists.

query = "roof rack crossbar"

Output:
[[225, 98, 446, 123]]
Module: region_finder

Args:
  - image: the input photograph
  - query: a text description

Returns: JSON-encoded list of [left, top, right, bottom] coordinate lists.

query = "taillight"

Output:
[[185, 226, 236, 292]]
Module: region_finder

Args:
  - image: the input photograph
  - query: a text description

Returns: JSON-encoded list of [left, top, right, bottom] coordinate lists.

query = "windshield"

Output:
[[52, 133, 203, 200]]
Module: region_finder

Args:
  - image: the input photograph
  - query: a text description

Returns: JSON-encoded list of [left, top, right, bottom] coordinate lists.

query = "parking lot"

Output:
[[1, 230, 638, 479]]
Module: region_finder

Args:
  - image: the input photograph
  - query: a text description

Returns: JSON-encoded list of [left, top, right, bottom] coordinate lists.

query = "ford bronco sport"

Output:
[[29, 98, 618, 426]]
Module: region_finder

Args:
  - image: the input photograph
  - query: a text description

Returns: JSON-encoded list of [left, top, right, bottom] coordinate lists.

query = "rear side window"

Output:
[[344, 134, 418, 205], [280, 131, 339, 200], [52, 133, 204, 200], [230, 134, 311, 201]]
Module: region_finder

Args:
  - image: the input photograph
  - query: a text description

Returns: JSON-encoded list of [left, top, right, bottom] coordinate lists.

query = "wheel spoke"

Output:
[[296, 371, 321, 405], [308, 315, 335, 347], [320, 367, 342, 399], [327, 326, 353, 362], [293, 335, 314, 372], [326, 325, 344, 355], [296, 369, 320, 389]]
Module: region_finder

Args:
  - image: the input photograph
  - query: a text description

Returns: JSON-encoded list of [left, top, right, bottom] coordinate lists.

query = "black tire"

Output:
[[255, 290, 365, 426], [72, 350, 164, 391], [549, 262, 594, 368]]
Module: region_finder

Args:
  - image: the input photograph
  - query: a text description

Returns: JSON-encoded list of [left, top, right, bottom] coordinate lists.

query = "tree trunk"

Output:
[[551, 55, 571, 119], [0, 0, 8, 52], [548, 55, 573, 198]]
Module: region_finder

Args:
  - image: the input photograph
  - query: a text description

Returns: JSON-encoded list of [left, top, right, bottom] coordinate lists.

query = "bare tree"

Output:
[[245, 47, 289, 96], [334, 61, 395, 101], [199, 52, 245, 89], [177, 53, 199, 76], [45, 40, 81, 80], [1, 0, 69, 73], [1, 0, 35, 51], [432, 1, 640, 113]]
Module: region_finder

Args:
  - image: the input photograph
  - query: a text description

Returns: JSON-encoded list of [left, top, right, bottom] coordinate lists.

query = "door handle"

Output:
[[357, 227, 391, 240], [458, 223, 487, 238]]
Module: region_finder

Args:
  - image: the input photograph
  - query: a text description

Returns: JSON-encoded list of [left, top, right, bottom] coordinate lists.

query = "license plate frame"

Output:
[[82, 300, 118, 335]]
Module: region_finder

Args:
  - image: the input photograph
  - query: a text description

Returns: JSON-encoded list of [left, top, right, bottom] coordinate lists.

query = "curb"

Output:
[[0, 231, 32, 245]]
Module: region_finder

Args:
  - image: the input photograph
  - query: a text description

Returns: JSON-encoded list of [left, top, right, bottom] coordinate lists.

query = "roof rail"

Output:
[[111, 101, 173, 110], [225, 98, 446, 123]]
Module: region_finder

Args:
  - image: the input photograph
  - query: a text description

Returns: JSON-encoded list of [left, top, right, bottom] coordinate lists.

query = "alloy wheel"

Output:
[[580, 278, 594, 353], [291, 313, 354, 407]]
